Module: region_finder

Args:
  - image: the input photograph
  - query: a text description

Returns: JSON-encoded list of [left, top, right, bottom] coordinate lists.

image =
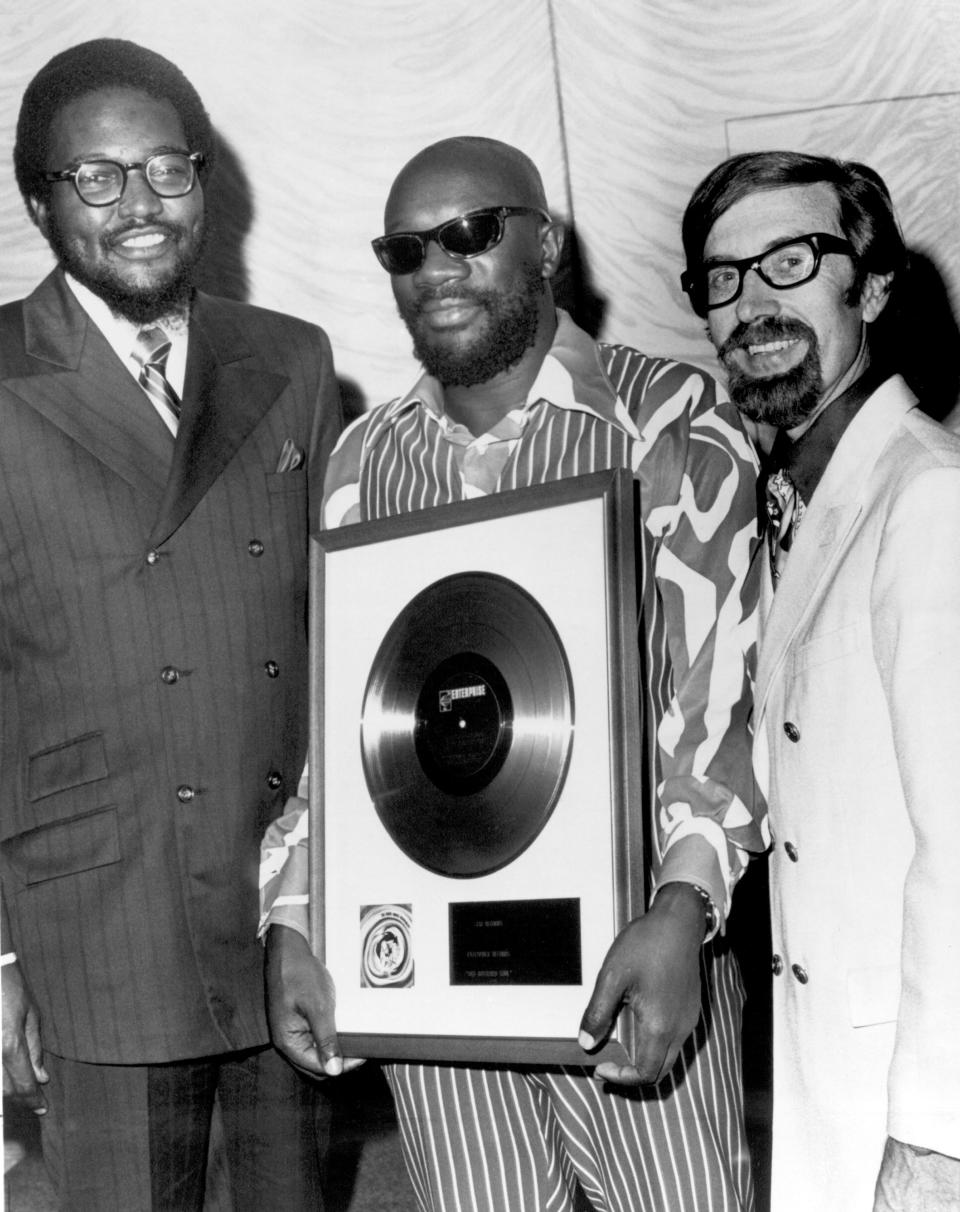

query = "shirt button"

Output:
[[176, 785, 196, 803], [784, 841, 799, 862], [248, 540, 264, 557], [266, 771, 282, 790], [160, 666, 180, 684], [772, 954, 784, 976], [791, 964, 809, 984], [146, 550, 160, 566], [264, 661, 280, 678], [784, 721, 801, 742]]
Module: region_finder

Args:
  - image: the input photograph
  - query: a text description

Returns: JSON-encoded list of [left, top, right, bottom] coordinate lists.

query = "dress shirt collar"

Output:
[[771, 365, 887, 507], [385, 309, 642, 442], [63, 272, 190, 397]]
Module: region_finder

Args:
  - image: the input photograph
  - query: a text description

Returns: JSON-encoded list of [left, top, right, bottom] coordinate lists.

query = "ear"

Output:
[[860, 270, 894, 324], [27, 193, 50, 239], [539, 217, 565, 280]]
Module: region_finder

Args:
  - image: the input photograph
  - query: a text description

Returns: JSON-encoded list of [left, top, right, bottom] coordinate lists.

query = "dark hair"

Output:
[[14, 38, 215, 215], [681, 150, 907, 317]]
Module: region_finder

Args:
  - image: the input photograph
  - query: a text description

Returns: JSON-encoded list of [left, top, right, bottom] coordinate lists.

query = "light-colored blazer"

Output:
[[754, 374, 960, 1210], [0, 270, 340, 1063]]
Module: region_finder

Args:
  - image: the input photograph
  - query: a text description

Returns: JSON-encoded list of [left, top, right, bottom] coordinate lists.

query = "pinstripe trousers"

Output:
[[385, 946, 753, 1212], [39, 1045, 330, 1211]]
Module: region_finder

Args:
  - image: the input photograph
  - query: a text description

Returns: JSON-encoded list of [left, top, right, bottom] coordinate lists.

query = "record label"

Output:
[[414, 653, 513, 794]]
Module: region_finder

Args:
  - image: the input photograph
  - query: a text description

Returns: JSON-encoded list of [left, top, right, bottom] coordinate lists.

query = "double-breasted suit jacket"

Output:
[[0, 270, 340, 1064], [753, 375, 960, 1210]]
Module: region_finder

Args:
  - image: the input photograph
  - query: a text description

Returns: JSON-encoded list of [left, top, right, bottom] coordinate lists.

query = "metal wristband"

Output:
[[690, 885, 718, 938]]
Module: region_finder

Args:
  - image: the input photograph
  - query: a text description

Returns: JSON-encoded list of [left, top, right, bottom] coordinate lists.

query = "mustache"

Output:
[[407, 281, 494, 319], [718, 316, 815, 362]]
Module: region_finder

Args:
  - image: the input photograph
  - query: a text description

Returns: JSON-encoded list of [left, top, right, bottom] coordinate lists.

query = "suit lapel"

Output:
[[755, 376, 918, 718], [11, 272, 172, 501], [7, 275, 292, 546], [149, 294, 290, 545]]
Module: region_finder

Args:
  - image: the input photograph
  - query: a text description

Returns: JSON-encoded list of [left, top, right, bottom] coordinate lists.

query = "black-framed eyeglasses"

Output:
[[44, 151, 205, 207], [371, 205, 551, 275], [681, 232, 855, 316]]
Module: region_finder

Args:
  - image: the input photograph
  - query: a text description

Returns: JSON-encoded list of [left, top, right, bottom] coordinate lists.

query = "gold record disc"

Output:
[[360, 572, 574, 877]]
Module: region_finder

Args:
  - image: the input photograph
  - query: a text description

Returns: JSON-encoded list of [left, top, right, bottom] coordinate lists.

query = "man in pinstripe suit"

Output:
[[0, 40, 340, 1209], [262, 137, 766, 1211]]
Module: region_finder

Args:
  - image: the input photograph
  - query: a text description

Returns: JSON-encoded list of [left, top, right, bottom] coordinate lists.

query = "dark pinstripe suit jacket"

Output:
[[0, 270, 341, 1064]]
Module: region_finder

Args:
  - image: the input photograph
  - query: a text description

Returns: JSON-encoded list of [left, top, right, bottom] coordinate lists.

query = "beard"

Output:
[[398, 263, 545, 388], [719, 317, 823, 429], [47, 215, 205, 326]]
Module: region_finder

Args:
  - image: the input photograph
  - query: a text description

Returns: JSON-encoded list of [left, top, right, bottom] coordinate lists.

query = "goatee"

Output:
[[719, 317, 823, 429], [49, 219, 205, 326], [399, 263, 544, 388]]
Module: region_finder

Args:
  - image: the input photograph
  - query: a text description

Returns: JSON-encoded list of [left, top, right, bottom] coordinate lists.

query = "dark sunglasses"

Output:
[[371, 205, 551, 275]]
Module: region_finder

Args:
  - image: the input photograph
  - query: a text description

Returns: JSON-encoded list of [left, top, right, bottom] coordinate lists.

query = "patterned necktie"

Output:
[[132, 327, 181, 430], [764, 468, 805, 586]]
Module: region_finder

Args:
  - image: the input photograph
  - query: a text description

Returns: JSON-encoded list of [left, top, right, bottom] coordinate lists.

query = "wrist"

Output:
[[655, 882, 716, 941]]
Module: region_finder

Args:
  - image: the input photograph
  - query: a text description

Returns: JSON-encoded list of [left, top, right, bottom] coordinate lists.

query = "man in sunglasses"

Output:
[[0, 38, 341, 1208], [682, 150, 960, 1211], [262, 135, 766, 1211]]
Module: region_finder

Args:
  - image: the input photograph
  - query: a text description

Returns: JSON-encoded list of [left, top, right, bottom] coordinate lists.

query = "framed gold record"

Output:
[[309, 469, 645, 1065], [360, 571, 574, 878]]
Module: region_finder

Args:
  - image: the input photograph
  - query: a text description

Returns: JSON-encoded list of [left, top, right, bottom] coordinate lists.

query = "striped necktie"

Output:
[[132, 327, 181, 430]]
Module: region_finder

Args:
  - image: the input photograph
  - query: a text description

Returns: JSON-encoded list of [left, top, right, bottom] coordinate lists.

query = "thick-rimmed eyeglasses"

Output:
[[371, 205, 551, 275], [681, 232, 855, 316], [44, 151, 205, 207]]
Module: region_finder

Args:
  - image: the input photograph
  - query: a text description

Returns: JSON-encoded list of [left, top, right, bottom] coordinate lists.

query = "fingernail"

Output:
[[325, 1056, 343, 1076], [578, 1030, 595, 1050]]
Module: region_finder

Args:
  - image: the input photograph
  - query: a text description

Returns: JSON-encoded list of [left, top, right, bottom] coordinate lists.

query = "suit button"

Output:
[[248, 540, 265, 557], [176, 785, 196, 803], [146, 549, 161, 566], [783, 721, 801, 742], [791, 964, 809, 984], [160, 666, 180, 684], [772, 954, 783, 976], [266, 771, 282, 790], [264, 661, 280, 678], [784, 841, 799, 862]]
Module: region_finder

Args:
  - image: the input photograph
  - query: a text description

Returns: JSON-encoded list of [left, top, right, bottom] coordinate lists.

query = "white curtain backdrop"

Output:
[[2, 0, 959, 410]]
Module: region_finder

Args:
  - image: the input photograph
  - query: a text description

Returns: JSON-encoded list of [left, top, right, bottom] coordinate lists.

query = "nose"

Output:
[[117, 169, 164, 219], [735, 265, 780, 323], [414, 237, 470, 286]]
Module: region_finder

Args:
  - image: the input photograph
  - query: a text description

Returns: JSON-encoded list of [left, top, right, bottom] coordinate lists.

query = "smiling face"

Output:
[[704, 182, 888, 429], [32, 86, 205, 324], [383, 145, 560, 388]]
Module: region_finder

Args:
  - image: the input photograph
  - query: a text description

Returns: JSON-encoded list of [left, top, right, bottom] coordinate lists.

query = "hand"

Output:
[[264, 924, 364, 1079], [2, 960, 49, 1114], [874, 1136, 960, 1211], [578, 883, 705, 1085]]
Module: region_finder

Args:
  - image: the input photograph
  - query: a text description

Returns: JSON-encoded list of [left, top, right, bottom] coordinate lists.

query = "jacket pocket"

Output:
[[794, 620, 866, 673], [266, 468, 307, 496], [27, 732, 108, 802], [3, 806, 120, 885], [847, 964, 900, 1027]]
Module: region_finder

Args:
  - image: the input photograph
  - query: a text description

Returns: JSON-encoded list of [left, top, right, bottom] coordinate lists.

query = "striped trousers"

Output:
[[386, 946, 753, 1212], [39, 1044, 331, 1211]]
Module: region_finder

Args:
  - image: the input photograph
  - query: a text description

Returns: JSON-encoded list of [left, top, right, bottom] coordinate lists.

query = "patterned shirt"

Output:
[[260, 310, 768, 938]]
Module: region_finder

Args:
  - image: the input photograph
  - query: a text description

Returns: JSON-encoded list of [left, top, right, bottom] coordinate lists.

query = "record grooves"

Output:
[[360, 572, 574, 877]]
